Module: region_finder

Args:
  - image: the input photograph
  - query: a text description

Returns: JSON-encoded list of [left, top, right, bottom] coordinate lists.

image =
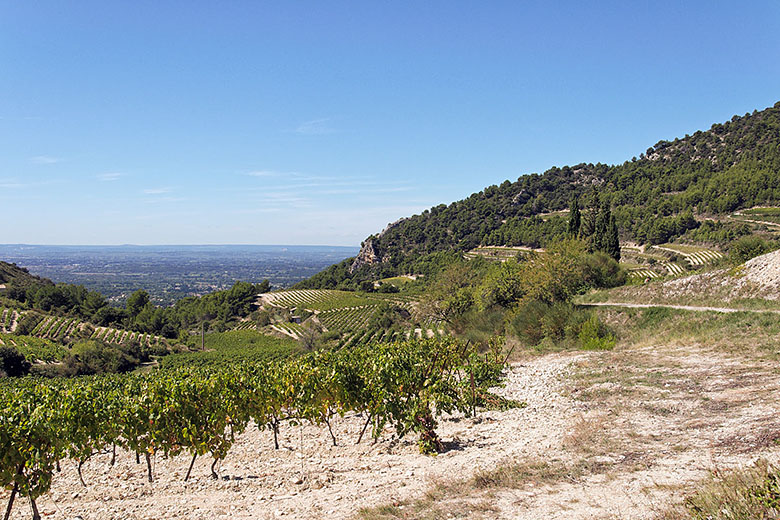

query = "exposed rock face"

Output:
[[349, 239, 380, 274], [348, 218, 407, 274]]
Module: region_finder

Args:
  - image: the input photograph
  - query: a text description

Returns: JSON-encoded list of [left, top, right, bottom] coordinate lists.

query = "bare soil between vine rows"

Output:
[[4, 342, 779, 519]]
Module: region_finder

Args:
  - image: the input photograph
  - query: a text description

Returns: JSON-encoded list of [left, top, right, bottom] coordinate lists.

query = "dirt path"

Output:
[[581, 301, 780, 314]]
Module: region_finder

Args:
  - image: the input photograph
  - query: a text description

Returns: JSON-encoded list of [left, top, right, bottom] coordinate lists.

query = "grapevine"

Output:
[[0, 337, 511, 518]]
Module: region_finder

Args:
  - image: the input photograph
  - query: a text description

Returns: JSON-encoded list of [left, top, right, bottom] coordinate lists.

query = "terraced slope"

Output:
[[257, 289, 441, 344]]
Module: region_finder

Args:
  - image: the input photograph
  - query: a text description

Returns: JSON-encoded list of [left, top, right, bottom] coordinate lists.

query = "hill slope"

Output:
[[300, 101, 780, 288], [0, 261, 51, 289]]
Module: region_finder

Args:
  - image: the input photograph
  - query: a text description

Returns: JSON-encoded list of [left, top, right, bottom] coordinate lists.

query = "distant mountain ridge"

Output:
[[299, 101, 780, 288]]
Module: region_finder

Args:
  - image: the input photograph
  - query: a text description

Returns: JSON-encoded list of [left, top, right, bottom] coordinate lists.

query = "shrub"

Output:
[[254, 310, 272, 327], [577, 315, 616, 350], [581, 252, 627, 289], [508, 302, 614, 350], [0, 345, 31, 377], [729, 236, 774, 263], [61, 340, 140, 376]]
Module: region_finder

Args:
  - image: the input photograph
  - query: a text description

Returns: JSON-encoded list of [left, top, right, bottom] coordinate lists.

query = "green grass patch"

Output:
[[379, 276, 415, 286], [741, 207, 780, 216]]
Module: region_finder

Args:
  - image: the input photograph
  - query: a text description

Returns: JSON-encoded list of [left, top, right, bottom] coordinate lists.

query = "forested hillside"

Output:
[[300, 101, 780, 288]]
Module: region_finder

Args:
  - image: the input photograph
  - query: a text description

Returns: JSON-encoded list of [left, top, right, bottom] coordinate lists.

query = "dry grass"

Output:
[[577, 275, 780, 310], [657, 460, 780, 520], [360, 306, 780, 519], [358, 457, 609, 520]]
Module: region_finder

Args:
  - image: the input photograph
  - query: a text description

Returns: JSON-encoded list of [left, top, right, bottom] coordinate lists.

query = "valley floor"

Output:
[[3, 339, 779, 519]]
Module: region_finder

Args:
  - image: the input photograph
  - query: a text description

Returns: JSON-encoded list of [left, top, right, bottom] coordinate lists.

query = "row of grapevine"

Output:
[[663, 262, 686, 276], [0, 334, 67, 362], [234, 321, 257, 331], [89, 327, 164, 347], [266, 289, 390, 312], [0, 308, 21, 333], [271, 321, 306, 339], [266, 289, 344, 309], [629, 268, 661, 279], [318, 305, 378, 331], [0, 338, 510, 518], [684, 249, 723, 266]]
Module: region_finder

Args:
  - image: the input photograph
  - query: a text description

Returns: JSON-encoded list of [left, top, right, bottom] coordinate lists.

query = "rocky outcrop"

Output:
[[348, 218, 407, 274], [349, 239, 380, 273]]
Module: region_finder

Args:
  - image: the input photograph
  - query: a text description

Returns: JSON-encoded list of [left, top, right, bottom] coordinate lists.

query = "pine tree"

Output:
[[568, 197, 581, 236]]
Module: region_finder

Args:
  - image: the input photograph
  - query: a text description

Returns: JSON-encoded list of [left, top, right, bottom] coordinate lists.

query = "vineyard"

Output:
[[258, 289, 436, 345], [0, 338, 510, 520], [0, 308, 165, 349], [654, 244, 724, 268], [263, 289, 378, 311], [89, 327, 166, 347], [0, 334, 66, 362], [464, 245, 538, 262], [623, 244, 724, 281], [0, 308, 21, 334], [160, 330, 298, 369], [317, 305, 378, 331], [627, 268, 660, 280], [730, 207, 780, 228]]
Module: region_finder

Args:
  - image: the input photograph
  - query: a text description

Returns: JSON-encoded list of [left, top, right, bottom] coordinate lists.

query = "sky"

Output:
[[1, 1, 779, 246]]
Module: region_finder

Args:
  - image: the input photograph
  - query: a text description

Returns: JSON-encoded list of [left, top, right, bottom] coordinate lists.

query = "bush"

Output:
[[0, 345, 31, 377], [507, 301, 548, 345], [578, 315, 616, 350], [254, 310, 272, 327], [581, 252, 627, 289], [507, 302, 614, 350], [729, 236, 774, 263], [61, 340, 140, 376], [450, 307, 506, 346]]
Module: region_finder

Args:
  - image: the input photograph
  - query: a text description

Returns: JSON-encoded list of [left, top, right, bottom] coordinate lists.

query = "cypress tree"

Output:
[[568, 197, 581, 236], [582, 189, 600, 243], [606, 214, 621, 261], [594, 200, 610, 252]]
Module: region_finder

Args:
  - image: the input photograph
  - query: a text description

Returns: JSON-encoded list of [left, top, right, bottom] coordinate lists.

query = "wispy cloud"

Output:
[[246, 170, 295, 178], [30, 155, 63, 164], [97, 172, 123, 182], [232, 207, 284, 215], [295, 118, 336, 135], [0, 177, 62, 190], [143, 196, 186, 204], [143, 187, 173, 195], [321, 186, 413, 195]]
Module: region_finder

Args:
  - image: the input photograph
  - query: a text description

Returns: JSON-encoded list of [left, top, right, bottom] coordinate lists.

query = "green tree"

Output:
[[605, 214, 621, 261], [126, 289, 150, 318], [593, 200, 610, 253], [568, 197, 581, 236]]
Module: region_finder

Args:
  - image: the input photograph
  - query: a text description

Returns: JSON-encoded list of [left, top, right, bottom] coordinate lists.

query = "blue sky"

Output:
[[2, 1, 779, 246]]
